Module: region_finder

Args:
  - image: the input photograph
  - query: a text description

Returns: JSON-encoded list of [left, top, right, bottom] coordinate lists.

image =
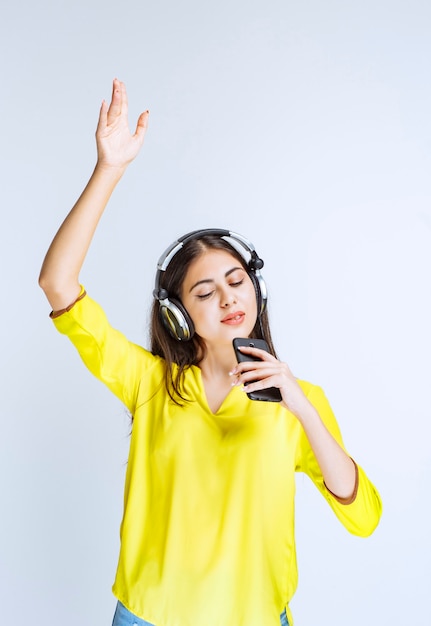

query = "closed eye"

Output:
[[197, 278, 245, 299], [196, 291, 214, 300]]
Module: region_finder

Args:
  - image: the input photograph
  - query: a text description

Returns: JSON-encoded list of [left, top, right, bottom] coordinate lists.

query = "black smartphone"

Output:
[[232, 338, 282, 402]]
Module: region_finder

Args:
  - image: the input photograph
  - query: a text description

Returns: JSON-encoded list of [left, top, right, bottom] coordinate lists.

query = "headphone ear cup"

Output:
[[159, 297, 195, 341], [249, 271, 267, 317]]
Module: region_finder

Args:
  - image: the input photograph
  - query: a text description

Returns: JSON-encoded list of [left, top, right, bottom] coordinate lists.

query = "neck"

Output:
[[198, 343, 237, 381]]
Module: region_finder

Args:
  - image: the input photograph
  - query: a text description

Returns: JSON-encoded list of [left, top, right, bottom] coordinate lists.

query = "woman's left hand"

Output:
[[230, 345, 311, 419]]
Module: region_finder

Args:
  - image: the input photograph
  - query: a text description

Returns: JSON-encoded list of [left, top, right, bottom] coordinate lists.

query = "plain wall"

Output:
[[1, 1, 430, 624]]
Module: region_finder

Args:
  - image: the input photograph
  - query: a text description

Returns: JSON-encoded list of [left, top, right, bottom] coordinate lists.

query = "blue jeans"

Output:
[[112, 601, 290, 625]]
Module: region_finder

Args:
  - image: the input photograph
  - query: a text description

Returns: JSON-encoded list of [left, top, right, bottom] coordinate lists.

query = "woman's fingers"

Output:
[[233, 364, 284, 387], [230, 351, 296, 397], [134, 110, 150, 140], [231, 346, 286, 376], [96, 99, 109, 135], [106, 78, 123, 125], [231, 356, 309, 416], [230, 347, 311, 416]]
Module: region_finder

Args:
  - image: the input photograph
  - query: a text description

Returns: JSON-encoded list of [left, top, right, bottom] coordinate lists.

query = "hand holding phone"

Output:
[[232, 338, 282, 402]]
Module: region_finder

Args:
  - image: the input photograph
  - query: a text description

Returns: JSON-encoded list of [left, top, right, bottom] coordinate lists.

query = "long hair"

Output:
[[150, 234, 277, 404]]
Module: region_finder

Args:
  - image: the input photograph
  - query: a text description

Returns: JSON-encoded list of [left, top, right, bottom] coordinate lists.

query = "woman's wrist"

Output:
[[282, 389, 317, 425], [94, 160, 128, 179], [294, 400, 320, 427]]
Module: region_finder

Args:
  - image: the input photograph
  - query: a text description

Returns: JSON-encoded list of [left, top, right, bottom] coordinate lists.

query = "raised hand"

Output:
[[39, 79, 150, 311], [96, 78, 149, 170]]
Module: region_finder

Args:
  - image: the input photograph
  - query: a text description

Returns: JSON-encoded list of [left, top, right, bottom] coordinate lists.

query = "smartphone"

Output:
[[232, 338, 282, 402]]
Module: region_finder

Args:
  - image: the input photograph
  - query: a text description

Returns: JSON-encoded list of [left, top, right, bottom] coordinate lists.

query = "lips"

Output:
[[221, 311, 245, 325]]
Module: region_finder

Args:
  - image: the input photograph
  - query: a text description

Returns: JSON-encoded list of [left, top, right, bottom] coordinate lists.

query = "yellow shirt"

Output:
[[52, 291, 382, 626]]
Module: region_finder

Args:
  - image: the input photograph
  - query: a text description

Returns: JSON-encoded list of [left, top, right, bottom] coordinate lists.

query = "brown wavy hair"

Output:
[[150, 233, 277, 404]]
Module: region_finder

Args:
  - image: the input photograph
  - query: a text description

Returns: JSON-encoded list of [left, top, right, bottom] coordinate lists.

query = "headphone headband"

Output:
[[156, 228, 261, 270], [153, 228, 267, 341]]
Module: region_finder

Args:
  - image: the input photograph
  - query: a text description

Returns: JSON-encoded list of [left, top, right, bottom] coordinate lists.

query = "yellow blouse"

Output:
[[52, 290, 382, 626]]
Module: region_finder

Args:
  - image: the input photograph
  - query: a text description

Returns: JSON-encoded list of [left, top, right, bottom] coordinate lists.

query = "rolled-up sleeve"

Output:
[[296, 383, 382, 537], [51, 288, 162, 413]]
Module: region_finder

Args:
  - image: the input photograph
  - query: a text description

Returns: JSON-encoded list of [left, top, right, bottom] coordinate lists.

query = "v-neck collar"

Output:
[[189, 364, 247, 417]]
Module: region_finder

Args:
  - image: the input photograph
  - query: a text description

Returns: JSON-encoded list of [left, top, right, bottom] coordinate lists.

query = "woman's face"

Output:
[[181, 249, 258, 348]]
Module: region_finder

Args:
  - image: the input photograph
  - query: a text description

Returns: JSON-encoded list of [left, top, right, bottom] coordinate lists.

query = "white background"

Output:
[[1, 1, 430, 624]]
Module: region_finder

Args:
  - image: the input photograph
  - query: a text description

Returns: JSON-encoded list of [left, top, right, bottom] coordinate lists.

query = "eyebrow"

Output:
[[189, 266, 244, 293]]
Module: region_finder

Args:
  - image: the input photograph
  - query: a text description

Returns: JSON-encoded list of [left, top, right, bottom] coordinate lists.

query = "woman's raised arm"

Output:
[[39, 79, 149, 311]]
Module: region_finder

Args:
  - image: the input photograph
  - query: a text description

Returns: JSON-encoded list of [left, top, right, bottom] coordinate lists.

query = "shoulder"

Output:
[[296, 378, 323, 397], [50, 287, 159, 367], [296, 379, 337, 423]]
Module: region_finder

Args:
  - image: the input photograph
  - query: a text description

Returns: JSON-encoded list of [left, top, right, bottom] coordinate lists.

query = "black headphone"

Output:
[[153, 228, 267, 341]]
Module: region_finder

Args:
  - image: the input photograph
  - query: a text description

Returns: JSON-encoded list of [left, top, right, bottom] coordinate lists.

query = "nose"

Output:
[[221, 290, 237, 308]]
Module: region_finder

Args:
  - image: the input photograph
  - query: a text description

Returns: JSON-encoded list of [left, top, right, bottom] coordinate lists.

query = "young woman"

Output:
[[39, 79, 382, 626]]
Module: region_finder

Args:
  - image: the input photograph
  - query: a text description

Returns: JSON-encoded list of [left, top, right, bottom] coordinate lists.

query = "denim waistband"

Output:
[[112, 601, 290, 625]]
